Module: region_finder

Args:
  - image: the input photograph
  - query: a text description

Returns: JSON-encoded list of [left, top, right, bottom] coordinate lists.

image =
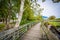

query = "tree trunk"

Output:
[[6, 0, 12, 29], [15, 0, 25, 27]]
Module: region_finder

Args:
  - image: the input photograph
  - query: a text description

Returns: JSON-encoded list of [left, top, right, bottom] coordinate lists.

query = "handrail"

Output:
[[0, 22, 38, 40], [41, 22, 59, 40]]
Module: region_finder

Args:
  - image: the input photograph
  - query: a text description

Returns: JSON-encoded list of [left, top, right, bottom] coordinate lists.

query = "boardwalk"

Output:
[[20, 23, 59, 40], [21, 23, 43, 40], [0, 22, 59, 40]]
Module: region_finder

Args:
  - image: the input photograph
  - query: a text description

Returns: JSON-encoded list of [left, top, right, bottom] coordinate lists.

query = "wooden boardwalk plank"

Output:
[[21, 23, 42, 40]]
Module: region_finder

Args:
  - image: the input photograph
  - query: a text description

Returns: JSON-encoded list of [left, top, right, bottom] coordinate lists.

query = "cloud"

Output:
[[38, 0, 60, 18]]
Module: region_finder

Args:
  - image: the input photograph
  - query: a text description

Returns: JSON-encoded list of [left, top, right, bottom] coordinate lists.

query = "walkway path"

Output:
[[21, 23, 42, 40], [20, 23, 59, 40]]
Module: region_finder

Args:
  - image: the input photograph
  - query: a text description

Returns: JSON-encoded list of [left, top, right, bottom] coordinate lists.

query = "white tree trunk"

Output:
[[15, 0, 25, 27]]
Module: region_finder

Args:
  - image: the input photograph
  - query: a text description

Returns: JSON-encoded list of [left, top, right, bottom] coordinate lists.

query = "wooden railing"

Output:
[[41, 22, 59, 40], [0, 22, 38, 40]]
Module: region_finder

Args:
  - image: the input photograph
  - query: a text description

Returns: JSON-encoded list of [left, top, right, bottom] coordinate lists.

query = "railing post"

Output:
[[18, 30, 19, 38], [0, 22, 37, 40], [26, 26, 28, 31], [17, 27, 20, 38], [29, 24, 31, 29], [13, 32, 15, 40]]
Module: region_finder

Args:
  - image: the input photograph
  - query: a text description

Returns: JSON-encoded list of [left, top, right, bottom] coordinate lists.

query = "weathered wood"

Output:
[[21, 23, 41, 40], [0, 22, 37, 40], [41, 22, 59, 40], [0, 22, 59, 40]]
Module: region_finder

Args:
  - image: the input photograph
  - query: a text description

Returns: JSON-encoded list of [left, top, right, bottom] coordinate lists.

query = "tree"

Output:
[[0, 0, 12, 29], [15, 0, 25, 27], [52, 0, 60, 3], [0, 0, 44, 29], [20, 0, 37, 25], [48, 16, 56, 20], [42, 0, 45, 2], [42, 0, 60, 3], [0, 0, 20, 29]]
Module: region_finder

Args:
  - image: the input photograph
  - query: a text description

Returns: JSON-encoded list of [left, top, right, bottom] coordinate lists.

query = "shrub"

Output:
[[0, 23, 5, 30]]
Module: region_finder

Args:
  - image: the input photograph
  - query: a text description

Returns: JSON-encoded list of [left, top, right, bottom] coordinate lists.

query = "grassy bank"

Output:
[[49, 22, 60, 28]]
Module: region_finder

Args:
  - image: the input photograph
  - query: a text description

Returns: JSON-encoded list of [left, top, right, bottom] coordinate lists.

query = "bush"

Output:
[[0, 23, 5, 30], [49, 22, 60, 28], [44, 22, 49, 27]]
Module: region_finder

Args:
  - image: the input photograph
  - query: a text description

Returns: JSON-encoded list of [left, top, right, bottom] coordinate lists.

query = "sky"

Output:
[[37, 0, 60, 18]]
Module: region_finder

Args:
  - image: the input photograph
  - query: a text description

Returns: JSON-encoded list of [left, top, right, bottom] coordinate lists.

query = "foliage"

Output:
[[20, 0, 43, 25], [0, 0, 20, 22], [0, 23, 5, 30], [20, 0, 35, 25], [49, 22, 60, 28], [42, 0, 45, 2], [48, 16, 56, 20], [52, 0, 60, 3], [0, 0, 43, 29], [0, 0, 21, 28], [42, 0, 60, 3], [55, 18, 60, 20]]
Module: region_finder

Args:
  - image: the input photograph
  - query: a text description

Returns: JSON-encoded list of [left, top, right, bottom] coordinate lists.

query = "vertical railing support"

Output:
[[0, 22, 37, 40], [29, 24, 31, 29], [26, 26, 28, 32], [17, 30, 19, 39], [13, 32, 15, 40]]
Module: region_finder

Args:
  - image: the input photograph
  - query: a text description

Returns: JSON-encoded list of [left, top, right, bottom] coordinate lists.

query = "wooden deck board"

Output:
[[21, 23, 42, 40]]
